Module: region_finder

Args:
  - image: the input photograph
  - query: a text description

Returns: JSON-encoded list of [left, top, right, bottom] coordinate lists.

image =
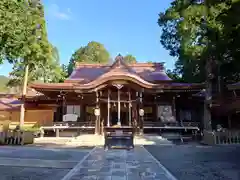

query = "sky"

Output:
[[0, 0, 176, 76]]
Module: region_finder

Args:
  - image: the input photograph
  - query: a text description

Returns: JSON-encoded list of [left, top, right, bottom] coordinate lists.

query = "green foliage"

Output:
[[0, 0, 66, 86], [158, 0, 240, 84], [0, 75, 9, 92], [0, 0, 52, 66], [166, 69, 184, 82], [123, 54, 137, 64], [67, 41, 110, 75], [7, 46, 66, 86]]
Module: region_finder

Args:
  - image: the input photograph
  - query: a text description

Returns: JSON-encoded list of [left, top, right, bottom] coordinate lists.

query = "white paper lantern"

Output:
[[139, 109, 144, 116], [94, 108, 100, 116]]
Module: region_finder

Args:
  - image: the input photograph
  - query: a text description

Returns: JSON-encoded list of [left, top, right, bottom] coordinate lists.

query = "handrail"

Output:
[[214, 130, 240, 144]]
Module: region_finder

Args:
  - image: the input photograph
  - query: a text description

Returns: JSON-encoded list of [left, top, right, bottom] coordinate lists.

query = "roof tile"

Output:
[[68, 60, 171, 83]]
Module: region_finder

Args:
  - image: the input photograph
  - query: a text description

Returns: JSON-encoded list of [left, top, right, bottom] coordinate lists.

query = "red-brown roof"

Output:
[[29, 83, 73, 90], [0, 97, 21, 111], [66, 55, 171, 84], [30, 55, 204, 92]]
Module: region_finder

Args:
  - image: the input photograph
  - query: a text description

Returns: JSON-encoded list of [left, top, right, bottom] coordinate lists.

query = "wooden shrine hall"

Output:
[[29, 55, 204, 136]]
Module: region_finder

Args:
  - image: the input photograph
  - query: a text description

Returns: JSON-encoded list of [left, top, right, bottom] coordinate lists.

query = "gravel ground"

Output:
[[145, 144, 240, 180], [0, 146, 93, 180]]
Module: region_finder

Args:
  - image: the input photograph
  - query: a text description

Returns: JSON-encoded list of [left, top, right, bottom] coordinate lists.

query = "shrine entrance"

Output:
[[98, 83, 142, 129], [110, 104, 130, 126]]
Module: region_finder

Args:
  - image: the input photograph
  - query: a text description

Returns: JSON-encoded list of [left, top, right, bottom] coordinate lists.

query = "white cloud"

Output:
[[47, 4, 72, 20]]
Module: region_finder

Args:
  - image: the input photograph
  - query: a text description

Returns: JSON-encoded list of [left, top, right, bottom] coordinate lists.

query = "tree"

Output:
[[0, 0, 52, 127], [0, 0, 51, 65], [123, 54, 137, 64], [67, 41, 110, 75], [166, 69, 183, 82], [7, 46, 66, 88], [158, 0, 240, 84]]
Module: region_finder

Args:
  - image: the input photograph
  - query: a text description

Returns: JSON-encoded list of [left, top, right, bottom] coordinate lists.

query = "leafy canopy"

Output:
[[7, 46, 66, 87], [123, 54, 137, 64], [2, 1, 65, 87], [67, 41, 110, 75], [158, 0, 240, 84], [0, 0, 51, 66]]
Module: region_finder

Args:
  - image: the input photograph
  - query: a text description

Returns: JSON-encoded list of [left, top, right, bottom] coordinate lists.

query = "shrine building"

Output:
[[28, 55, 204, 135]]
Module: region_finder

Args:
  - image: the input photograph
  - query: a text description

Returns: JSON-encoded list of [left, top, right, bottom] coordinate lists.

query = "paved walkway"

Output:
[[61, 146, 177, 180]]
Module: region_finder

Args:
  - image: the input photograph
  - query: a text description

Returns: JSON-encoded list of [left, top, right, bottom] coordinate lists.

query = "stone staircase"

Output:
[[65, 134, 173, 147], [134, 135, 173, 145], [65, 134, 104, 146]]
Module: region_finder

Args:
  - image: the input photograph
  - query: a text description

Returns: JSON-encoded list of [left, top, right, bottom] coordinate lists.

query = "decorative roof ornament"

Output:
[[115, 54, 124, 66], [112, 83, 124, 89]]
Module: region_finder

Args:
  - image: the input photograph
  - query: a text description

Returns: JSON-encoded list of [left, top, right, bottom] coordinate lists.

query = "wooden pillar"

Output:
[[228, 114, 231, 129], [95, 91, 100, 135], [172, 96, 177, 123], [107, 89, 110, 127], [128, 89, 132, 126], [62, 95, 66, 121], [139, 91, 144, 134], [117, 88, 121, 125], [80, 104, 85, 122]]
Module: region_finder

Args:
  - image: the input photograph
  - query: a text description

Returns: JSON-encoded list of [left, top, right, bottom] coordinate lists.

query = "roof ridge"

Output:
[[107, 54, 138, 75], [129, 62, 165, 67], [75, 63, 110, 67], [75, 62, 165, 68]]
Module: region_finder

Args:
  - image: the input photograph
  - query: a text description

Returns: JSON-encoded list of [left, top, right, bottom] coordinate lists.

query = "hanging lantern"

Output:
[[139, 109, 144, 117], [94, 108, 100, 116]]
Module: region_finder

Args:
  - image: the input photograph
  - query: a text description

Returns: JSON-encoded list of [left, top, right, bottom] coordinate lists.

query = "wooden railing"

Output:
[[40, 121, 96, 137], [0, 131, 23, 145], [203, 130, 240, 145], [214, 130, 240, 144], [143, 121, 200, 128], [181, 122, 200, 127], [0, 130, 34, 145], [53, 121, 96, 127]]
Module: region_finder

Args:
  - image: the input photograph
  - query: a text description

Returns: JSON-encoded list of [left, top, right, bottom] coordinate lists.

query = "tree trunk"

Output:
[[20, 64, 29, 128]]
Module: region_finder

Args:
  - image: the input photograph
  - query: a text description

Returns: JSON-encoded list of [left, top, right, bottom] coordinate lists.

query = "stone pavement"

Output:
[[1, 144, 239, 179], [61, 146, 177, 180], [145, 144, 240, 180], [0, 146, 92, 180]]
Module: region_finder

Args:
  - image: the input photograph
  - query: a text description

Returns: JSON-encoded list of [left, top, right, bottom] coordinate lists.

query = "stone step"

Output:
[[66, 135, 173, 146]]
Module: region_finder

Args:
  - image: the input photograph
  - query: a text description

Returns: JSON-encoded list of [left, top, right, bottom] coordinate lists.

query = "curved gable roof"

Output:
[[66, 55, 172, 84]]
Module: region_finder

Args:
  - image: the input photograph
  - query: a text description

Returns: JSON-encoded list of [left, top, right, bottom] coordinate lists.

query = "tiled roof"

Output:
[[66, 56, 171, 84], [30, 55, 204, 91], [68, 66, 109, 83], [29, 83, 73, 90], [0, 97, 21, 111]]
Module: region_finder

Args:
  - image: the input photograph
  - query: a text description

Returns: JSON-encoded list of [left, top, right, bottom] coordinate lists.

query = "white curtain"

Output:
[[66, 105, 81, 117]]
